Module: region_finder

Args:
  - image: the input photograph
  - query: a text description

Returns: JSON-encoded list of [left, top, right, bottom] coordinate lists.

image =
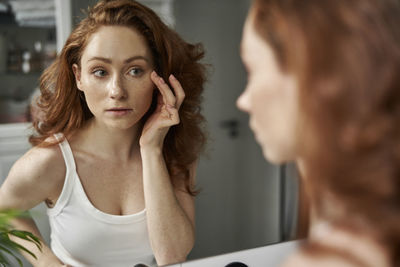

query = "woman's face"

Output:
[[73, 25, 154, 130], [237, 11, 300, 164]]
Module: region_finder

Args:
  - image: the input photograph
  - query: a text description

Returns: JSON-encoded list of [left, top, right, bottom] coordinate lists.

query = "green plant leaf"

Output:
[[0, 251, 11, 265], [0, 209, 41, 266], [2, 237, 36, 260], [9, 230, 42, 252], [0, 245, 23, 267]]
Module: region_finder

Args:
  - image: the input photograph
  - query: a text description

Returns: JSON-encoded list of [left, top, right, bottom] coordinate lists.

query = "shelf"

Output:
[[0, 72, 42, 77]]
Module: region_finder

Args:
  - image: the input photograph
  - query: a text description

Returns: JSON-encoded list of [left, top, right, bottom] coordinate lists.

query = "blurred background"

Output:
[[0, 0, 300, 265]]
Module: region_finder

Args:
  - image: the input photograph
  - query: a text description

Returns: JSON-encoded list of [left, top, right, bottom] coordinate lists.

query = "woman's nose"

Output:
[[109, 75, 127, 100], [237, 88, 250, 113]]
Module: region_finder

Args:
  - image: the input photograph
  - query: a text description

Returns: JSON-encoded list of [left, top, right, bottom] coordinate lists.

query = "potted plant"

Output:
[[0, 210, 41, 266]]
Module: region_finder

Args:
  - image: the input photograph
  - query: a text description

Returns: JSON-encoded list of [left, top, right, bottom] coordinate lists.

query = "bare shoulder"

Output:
[[281, 239, 387, 267], [282, 249, 359, 267], [0, 142, 66, 210], [10, 143, 65, 183]]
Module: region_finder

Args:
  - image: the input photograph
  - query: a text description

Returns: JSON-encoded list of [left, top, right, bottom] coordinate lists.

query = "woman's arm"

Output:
[[140, 71, 196, 266], [0, 146, 67, 266], [141, 149, 196, 266]]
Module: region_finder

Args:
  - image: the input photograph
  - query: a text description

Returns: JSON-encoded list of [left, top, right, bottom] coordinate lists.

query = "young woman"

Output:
[[0, 0, 206, 266], [238, 0, 400, 266]]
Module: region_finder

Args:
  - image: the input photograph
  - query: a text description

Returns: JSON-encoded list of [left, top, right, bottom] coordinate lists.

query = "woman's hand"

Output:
[[139, 71, 185, 149]]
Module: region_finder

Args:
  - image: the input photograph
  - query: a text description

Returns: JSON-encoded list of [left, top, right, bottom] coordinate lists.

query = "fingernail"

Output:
[[166, 104, 175, 109], [170, 74, 176, 80], [159, 77, 165, 84]]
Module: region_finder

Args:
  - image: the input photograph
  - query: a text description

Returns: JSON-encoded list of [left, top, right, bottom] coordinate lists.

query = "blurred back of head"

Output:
[[252, 0, 400, 264]]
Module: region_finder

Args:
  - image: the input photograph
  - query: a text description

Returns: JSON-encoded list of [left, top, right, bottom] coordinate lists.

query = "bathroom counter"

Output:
[[168, 240, 300, 267]]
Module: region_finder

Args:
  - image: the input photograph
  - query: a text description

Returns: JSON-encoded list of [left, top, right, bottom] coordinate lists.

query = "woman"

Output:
[[238, 0, 400, 266], [0, 0, 206, 266]]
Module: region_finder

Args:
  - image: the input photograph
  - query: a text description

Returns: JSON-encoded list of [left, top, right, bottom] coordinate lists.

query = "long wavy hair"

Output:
[[253, 0, 400, 265], [30, 0, 207, 195]]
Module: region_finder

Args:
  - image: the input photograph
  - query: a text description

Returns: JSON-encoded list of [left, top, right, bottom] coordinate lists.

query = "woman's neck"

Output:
[[295, 158, 390, 266], [72, 118, 142, 162]]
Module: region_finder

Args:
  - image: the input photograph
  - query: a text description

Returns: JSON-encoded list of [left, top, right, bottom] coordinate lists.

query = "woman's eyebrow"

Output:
[[124, 55, 150, 64], [87, 55, 150, 64], [87, 56, 112, 63]]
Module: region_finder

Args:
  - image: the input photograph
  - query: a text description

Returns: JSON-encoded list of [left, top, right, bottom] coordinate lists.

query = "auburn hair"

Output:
[[30, 0, 207, 195], [253, 0, 400, 265]]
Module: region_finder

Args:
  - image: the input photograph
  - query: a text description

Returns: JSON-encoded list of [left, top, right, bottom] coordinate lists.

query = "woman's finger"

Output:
[[164, 105, 180, 125], [151, 71, 176, 108], [169, 74, 185, 109]]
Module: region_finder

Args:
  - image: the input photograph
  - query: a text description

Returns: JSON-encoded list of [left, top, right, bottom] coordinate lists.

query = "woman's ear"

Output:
[[72, 63, 83, 91]]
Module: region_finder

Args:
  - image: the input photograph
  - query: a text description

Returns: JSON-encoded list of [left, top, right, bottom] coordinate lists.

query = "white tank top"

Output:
[[47, 135, 156, 267]]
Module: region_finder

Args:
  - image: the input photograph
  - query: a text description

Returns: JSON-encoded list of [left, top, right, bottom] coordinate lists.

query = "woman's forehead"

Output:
[[81, 26, 152, 64]]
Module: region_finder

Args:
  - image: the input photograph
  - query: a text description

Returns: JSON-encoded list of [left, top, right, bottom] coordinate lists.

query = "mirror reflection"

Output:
[[0, 0, 300, 266], [173, 0, 301, 260]]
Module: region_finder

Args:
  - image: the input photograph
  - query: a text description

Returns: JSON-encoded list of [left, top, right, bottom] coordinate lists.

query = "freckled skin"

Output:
[[73, 26, 155, 131]]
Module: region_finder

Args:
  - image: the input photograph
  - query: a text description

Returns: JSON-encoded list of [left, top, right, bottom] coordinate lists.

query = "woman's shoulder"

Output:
[[10, 140, 65, 185], [282, 229, 390, 267], [0, 139, 66, 209], [282, 244, 363, 267]]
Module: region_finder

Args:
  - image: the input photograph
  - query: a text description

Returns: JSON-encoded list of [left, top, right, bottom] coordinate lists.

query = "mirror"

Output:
[[172, 0, 300, 261], [0, 0, 301, 266]]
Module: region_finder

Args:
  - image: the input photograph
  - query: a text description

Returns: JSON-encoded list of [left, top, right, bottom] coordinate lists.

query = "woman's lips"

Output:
[[106, 108, 132, 116]]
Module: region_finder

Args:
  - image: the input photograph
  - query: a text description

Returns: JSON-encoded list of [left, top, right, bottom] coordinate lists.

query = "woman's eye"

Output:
[[128, 67, 143, 77], [93, 69, 107, 77]]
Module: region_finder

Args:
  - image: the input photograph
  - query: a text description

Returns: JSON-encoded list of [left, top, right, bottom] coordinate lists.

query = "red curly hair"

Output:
[[30, 0, 207, 195], [253, 0, 400, 265]]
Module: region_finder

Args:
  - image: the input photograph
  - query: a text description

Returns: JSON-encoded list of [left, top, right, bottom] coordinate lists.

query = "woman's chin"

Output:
[[100, 117, 142, 131], [261, 146, 291, 165]]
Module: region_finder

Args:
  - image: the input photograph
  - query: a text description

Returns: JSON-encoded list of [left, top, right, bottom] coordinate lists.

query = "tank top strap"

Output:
[[47, 133, 77, 217], [54, 133, 77, 172]]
